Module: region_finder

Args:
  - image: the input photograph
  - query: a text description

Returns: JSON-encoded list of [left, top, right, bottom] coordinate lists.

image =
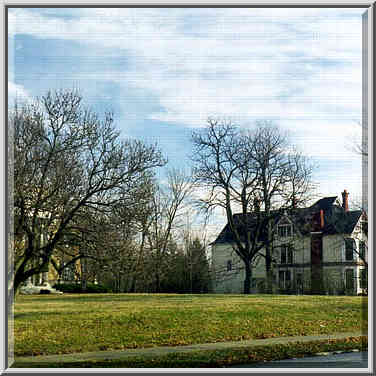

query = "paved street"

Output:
[[230, 351, 369, 368]]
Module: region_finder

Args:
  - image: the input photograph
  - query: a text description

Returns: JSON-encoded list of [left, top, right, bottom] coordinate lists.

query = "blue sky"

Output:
[[8, 7, 367, 236]]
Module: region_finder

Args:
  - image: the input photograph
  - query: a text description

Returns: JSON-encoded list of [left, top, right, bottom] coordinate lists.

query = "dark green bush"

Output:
[[53, 283, 112, 293], [85, 284, 112, 293]]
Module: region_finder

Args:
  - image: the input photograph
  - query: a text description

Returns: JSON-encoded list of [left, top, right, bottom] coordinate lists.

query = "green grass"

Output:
[[13, 294, 367, 357]]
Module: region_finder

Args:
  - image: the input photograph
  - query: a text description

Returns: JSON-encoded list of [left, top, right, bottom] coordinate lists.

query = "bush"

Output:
[[53, 283, 112, 293], [85, 284, 112, 293], [52, 283, 82, 293]]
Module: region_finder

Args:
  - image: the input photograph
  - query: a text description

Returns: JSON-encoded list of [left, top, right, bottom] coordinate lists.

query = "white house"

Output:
[[211, 190, 367, 295]]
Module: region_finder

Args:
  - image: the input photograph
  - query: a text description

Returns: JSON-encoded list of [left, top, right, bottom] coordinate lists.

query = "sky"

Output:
[[8, 7, 367, 239]]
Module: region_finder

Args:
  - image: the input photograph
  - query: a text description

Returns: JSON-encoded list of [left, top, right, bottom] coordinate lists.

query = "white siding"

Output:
[[211, 243, 266, 293], [211, 226, 367, 295]]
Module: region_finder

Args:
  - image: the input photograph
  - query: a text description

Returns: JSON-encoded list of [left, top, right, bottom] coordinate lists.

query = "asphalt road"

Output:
[[230, 351, 369, 368]]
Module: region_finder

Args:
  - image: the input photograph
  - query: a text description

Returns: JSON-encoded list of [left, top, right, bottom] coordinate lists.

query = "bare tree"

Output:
[[348, 120, 368, 275], [351, 121, 368, 158], [10, 89, 166, 298], [191, 119, 314, 294], [59, 180, 154, 292], [145, 168, 194, 292]]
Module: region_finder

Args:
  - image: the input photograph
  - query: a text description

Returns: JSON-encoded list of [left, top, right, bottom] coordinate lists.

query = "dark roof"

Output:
[[310, 196, 337, 211], [213, 210, 281, 244], [212, 196, 363, 245], [321, 209, 362, 235]]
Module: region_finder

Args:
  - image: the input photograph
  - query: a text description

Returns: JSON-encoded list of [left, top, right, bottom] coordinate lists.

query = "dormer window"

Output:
[[278, 224, 292, 238]]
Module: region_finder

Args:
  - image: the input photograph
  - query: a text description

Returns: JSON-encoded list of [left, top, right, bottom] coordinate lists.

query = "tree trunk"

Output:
[[265, 247, 273, 293], [243, 261, 252, 294], [13, 256, 50, 296], [155, 272, 160, 293], [265, 219, 274, 294], [13, 277, 23, 300], [81, 258, 87, 292], [155, 259, 161, 293], [130, 231, 147, 293], [266, 260, 273, 294]]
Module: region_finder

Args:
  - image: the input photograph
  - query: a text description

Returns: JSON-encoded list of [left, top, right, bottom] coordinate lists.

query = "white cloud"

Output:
[[8, 81, 31, 105], [8, 8, 364, 159]]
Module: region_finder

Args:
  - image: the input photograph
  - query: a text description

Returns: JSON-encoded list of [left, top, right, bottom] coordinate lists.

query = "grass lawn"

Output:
[[13, 293, 367, 357]]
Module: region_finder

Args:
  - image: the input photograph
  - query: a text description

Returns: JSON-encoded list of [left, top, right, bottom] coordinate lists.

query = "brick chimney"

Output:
[[341, 189, 349, 212], [320, 209, 324, 228]]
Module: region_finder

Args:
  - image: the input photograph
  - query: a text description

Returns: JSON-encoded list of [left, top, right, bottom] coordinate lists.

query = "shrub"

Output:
[[52, 283, 82, 293], [53, 283, 112, 293], [85, 284, 112, 293]]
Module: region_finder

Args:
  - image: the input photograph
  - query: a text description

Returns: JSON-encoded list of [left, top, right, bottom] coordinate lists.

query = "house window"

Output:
[[226, 260, 232, 272], [279, 270, 291, 290], [345, 239, 355, 261], [278, 224, 292, 238], [345, 269, 354, 290], [280, 244, 293, 264], [359, 269, 367, 289], [359, 241, 366, 261], [62, 264, 75, 282]]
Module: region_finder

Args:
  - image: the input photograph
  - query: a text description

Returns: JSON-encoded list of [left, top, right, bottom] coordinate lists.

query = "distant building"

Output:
[[211, 190, 367, 295], [14, 216, 82, 291]]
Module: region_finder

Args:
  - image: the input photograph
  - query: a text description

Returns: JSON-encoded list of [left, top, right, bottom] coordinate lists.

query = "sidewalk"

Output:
[[13, 332, 366, 366]]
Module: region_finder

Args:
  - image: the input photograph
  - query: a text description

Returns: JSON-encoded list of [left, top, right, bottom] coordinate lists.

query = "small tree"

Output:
[[144, 168, 194, 292], [185, 237, 211, 293]]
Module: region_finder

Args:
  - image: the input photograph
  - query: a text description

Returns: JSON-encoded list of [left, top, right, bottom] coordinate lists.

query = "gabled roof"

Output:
[[212, 196, 363, 245]]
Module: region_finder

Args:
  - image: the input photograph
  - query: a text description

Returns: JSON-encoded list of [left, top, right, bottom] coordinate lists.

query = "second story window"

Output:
[[345, 238, 355, 261], [280, 244, 293, 264], [278, 224, 292, 238]]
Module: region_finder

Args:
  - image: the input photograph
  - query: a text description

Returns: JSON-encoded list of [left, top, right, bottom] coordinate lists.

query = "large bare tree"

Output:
[[249, 123, 314, 293], [191, 119, 314, 294], [10, 89, 166, 298]]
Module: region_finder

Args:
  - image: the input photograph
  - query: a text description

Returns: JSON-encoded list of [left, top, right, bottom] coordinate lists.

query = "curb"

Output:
[[314, 348, 361, 357], [13, 332, 366, 366]]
